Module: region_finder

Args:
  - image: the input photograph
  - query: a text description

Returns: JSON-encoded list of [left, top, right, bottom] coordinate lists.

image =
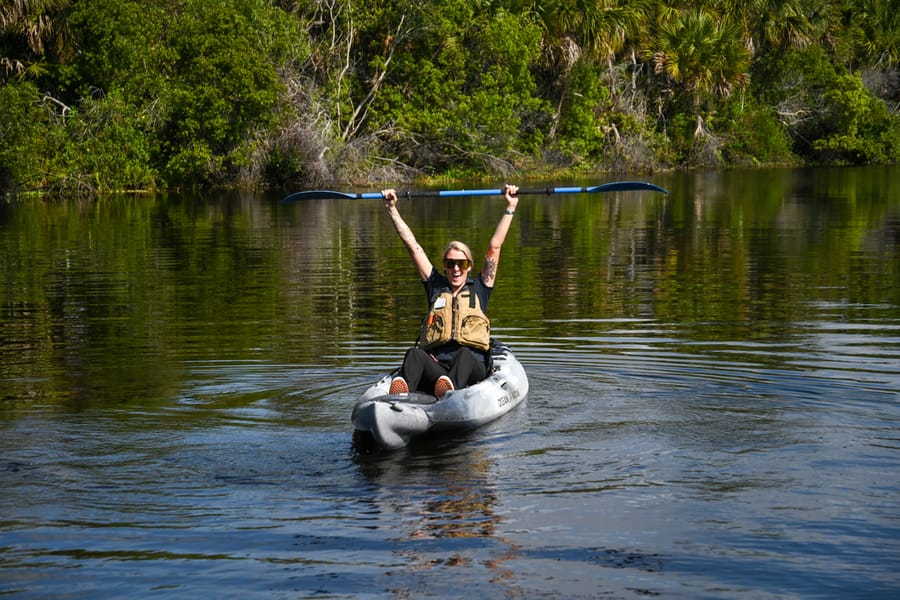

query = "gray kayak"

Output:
[[351, 341, 528, 450]]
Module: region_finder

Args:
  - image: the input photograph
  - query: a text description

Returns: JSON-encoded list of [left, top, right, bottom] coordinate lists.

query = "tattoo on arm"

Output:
[[484, 257, 497, 281]]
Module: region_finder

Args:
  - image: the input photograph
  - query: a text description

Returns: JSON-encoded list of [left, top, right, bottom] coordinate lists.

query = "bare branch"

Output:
[[341, 13, 408, 141]]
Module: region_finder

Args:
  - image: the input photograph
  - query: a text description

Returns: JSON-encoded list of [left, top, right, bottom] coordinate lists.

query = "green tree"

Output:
[[650, 6, 751, 157], [58, 0, 300, 189], [849, 0, 900, 68], [3, 0, 899, 194], [554, 60, 609, 159], [381, 4, 547, 174], [812, 73, 900, 164], [652, 9, 751, 110], [522, 0, 651, 140], [285, 0, 549, 179], [49, 91, 159, 194], [755, 46, 900, 164], [824, 0, 900, 71], [712, 0, 820, 55], [159, 0, 287, 185], [0, 80, 61, 188], [58, 0, 171, 102]]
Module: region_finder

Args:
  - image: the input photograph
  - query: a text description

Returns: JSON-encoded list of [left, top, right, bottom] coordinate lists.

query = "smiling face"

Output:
[[442, 249, 472, 292]]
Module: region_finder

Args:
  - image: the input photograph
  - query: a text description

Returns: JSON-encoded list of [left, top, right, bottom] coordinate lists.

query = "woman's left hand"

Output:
[[504, 184, 519, 211]]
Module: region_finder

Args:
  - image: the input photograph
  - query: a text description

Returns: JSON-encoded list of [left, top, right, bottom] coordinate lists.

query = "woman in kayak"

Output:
[[381, 184, 519, 398]]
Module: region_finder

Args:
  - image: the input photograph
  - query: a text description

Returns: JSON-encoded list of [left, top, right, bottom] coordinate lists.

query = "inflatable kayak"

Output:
[[351, 340, 528, 450]]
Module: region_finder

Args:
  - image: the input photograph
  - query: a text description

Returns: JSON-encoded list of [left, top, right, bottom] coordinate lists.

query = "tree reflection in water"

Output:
[[353, 435, 519, 584]]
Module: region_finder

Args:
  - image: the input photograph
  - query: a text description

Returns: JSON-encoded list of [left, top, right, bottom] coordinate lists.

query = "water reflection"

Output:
[[2, 167, 899, 598], [354, 438, 520, 588], [357, 444, 498, 534]]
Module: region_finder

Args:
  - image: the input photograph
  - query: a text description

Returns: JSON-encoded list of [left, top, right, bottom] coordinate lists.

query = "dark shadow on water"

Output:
[[350, 426, 484, 467]]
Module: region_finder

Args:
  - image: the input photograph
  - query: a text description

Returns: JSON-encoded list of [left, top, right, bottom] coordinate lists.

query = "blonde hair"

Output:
[[442, 240, 474, 264]]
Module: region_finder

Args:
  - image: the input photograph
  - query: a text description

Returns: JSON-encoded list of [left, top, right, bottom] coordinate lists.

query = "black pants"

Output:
[[399, 347, 486, 394]]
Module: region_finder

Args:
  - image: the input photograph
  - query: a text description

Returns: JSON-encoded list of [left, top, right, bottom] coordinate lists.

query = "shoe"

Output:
[[434, 375, 454, 399], [389, 376, 409, 395]]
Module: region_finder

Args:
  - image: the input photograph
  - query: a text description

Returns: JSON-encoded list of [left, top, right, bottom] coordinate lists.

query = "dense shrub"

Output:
[[0, 82, 54, 190], [754, 47, 900, 165]]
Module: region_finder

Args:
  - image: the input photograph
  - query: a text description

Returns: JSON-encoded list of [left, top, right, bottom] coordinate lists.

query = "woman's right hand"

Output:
[[382, 188, 398, 209]]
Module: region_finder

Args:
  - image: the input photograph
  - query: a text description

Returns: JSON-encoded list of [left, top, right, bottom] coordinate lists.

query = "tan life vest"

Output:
[[418, 285, 491, 352]]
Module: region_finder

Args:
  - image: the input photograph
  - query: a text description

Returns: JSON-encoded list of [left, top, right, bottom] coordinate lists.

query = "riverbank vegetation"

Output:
[[1, 0, 898, 195]]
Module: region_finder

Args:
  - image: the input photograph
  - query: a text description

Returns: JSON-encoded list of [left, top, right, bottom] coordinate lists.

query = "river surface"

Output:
[[1, 167, 899, 598]]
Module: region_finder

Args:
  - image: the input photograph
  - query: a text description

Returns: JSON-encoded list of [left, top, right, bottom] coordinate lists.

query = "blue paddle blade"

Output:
[[586, 181, 669, 194], [281, 190, 382, 202]]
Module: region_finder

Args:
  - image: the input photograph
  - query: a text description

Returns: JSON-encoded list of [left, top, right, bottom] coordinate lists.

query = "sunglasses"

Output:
[[442, 258, 471, 270]]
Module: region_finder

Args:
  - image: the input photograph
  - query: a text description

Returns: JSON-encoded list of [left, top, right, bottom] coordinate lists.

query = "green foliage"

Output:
[[50, 92, 159, 194], [555, 60, 613, 159], [0, 83, 159, 195], [0, 82, 56, 189], [458, 10, 548, 154], [369, 4, 550, 174], [839, 0, 900, 69], [57, 0, 171, 101], [755, 46, 900, 165], [51, 0, 299, 189], [719, 101, 796, 167], [812, 74, 900, 164], [159, 0, 287, 184], [665, 112, 697, 164], [651, 8, 750, 108]]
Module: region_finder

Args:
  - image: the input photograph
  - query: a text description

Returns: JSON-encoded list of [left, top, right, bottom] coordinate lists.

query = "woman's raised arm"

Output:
[[481, 184, 519, 288], [382, 189, 433, 281]]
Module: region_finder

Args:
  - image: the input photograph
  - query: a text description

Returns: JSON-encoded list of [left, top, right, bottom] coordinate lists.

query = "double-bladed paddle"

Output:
[[281, 181, 667, 203]]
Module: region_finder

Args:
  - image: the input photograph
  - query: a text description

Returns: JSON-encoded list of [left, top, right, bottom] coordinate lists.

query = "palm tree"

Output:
[[523, 0, 652, 137], [0, 0, 74, 80], [710, 0, 818, 55], [652, 8, 751, 119], [846, 0, 900, 69]]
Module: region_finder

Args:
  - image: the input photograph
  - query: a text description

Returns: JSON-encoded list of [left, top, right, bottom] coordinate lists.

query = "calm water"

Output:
[[1, 167, 899, 598]]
